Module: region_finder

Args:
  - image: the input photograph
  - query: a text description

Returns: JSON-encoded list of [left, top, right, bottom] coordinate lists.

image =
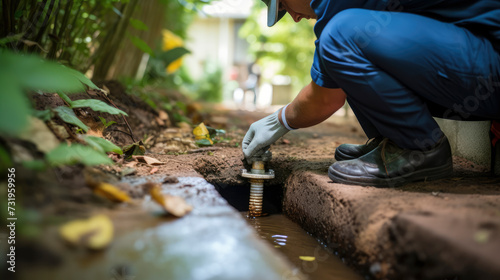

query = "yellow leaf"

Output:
[[193, 122, 213, 144], [93, 182, 131, 202], [163, 195, 193, 217], [59, 215, 114, 250], [299, 256, 316, 262], [162, 29, 183, 51], [147, 183, 193, 217], [147, 183, 165, 206]]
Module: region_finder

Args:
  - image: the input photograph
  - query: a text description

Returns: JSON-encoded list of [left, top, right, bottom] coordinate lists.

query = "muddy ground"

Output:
[[3, 82, 500, 279]]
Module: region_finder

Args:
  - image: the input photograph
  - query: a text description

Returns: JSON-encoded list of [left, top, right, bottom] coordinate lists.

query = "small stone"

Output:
[[163, 176, 179, 184]]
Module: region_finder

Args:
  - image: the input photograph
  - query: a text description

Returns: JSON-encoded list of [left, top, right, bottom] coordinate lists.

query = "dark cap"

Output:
[[262, 0, 286, 27]]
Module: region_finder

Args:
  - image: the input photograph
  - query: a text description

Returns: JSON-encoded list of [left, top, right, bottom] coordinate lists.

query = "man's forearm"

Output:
[[278, 81, 346, 129]]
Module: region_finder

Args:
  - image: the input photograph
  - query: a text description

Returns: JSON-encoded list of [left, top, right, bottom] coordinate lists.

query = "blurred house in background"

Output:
[[185, 0, 283, 108], [184, 0, 251, 84]]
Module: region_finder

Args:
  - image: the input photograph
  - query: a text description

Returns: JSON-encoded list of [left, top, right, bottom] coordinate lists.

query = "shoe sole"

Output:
[[328, 160, 453, 188]]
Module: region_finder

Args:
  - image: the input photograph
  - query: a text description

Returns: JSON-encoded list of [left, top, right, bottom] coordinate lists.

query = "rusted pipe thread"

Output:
[[249, 179, 264, 217]]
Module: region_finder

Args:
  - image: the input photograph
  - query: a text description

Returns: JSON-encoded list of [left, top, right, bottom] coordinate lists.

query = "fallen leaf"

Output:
[[143, 135, 154, 146], [133, 155, 165, 165], [193, 123, 213, 145], [299, 256, 316, 262], [150, 167, 159, 174], [101, 85, 110, 96], [147, 183, 192, 217], [282, 139, 291, 144], [120, 167, 136, 177], [163, 195, 193, 217], [158, 110, 169, 120], [124, 161, 138, 167], [155, 117, 165, 126], [93, 182, 131, 202], [147, 182, 165, 204], [123, 141, 146, 158], [59, 214, 113, 250]]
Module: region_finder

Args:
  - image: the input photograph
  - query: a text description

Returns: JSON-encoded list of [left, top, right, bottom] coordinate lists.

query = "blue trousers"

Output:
[[317, 9, 500, 149]]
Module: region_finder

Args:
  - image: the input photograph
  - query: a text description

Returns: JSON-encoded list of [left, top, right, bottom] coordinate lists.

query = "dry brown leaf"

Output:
[[163, 195, 193, 217], [101, 85, 110, 96], [155, 117, 165, 126], [147, 183, 165, 205], [143, 135, 155, 145], [133, 155, 165, 165], [158, 110, 169, 120], [150, 167, 159, 174], [59, 214, 113, 250], [147, 183, 192, 217], [124, 161, 139, 167], [93, 182, 131, 202]]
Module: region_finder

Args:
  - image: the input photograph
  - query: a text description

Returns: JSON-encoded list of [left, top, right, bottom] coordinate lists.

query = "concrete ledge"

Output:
[[390, 213, 500, 279], [283, 171, 500, 279], [15, 177, 303, 280]]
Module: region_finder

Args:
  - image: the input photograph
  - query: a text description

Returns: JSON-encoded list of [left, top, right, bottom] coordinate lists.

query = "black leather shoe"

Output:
[[329, 136, 453, 187], [335, 136, 384, 161]]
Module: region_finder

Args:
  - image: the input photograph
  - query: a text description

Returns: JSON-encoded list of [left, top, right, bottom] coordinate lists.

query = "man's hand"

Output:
[[242, 109, 289, 161]]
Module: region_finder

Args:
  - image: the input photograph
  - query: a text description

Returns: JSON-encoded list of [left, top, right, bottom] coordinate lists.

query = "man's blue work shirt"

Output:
[[310, 0, 500, 88]]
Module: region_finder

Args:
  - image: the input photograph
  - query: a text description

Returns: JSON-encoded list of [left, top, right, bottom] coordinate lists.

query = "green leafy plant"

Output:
[[46, 143, 113, 166], [0, 50, 124, 168], [82, 136, 123, 155], [144, 47, 191, 81], [0, 51, 98, 136], [99, 117, 117, 129], [53, 106, 89, 132]]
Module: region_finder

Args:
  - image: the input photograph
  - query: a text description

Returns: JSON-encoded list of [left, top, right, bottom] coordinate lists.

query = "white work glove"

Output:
[[242, 109, 290, 161]]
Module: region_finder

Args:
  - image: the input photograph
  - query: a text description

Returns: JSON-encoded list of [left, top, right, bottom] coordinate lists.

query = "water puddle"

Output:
[[245, 214, 362, 280]]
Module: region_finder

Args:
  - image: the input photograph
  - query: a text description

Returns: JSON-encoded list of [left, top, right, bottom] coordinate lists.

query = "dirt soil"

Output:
[[6, 82, 500, 280]]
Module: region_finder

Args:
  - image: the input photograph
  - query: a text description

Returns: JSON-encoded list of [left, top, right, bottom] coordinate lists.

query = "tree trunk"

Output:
[[92, 0, 139, 80], [107, 0, 166, 80]]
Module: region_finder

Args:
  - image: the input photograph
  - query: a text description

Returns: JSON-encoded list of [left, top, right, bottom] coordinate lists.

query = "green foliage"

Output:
[[144, 47, 191, 81], [239, 3, 316, 90], [0, 51, 94, 136], [195, 139, 212, 147], [0, 0, 128, 72], [57, 91, 73, 105], [129, 18, 149, 31], [32, 110, 54, 121], [82, 136, 123, 154], [194, 61, 224, 102], [0, 75, 31, 135], [157, 47, 191, 68], [46, 143, 113, 166], [99, 117, 117, 128], [57, 91, 128, 116], [129, 35, 154, 56], [70, 99, 128, 116], [53, 106, 89, 132], [122, 141, 146, 158], [0, 145, 13, 169]]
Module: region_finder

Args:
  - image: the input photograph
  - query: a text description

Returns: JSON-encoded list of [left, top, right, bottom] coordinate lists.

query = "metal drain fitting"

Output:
[[241, 160, 274, 217]]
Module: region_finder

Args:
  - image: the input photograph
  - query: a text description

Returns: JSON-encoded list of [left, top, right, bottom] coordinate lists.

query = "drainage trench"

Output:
[[211, 179, 362, 280]]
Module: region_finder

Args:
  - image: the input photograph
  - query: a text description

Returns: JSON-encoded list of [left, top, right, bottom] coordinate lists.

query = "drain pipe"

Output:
[[242, 155, 274, 217]]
